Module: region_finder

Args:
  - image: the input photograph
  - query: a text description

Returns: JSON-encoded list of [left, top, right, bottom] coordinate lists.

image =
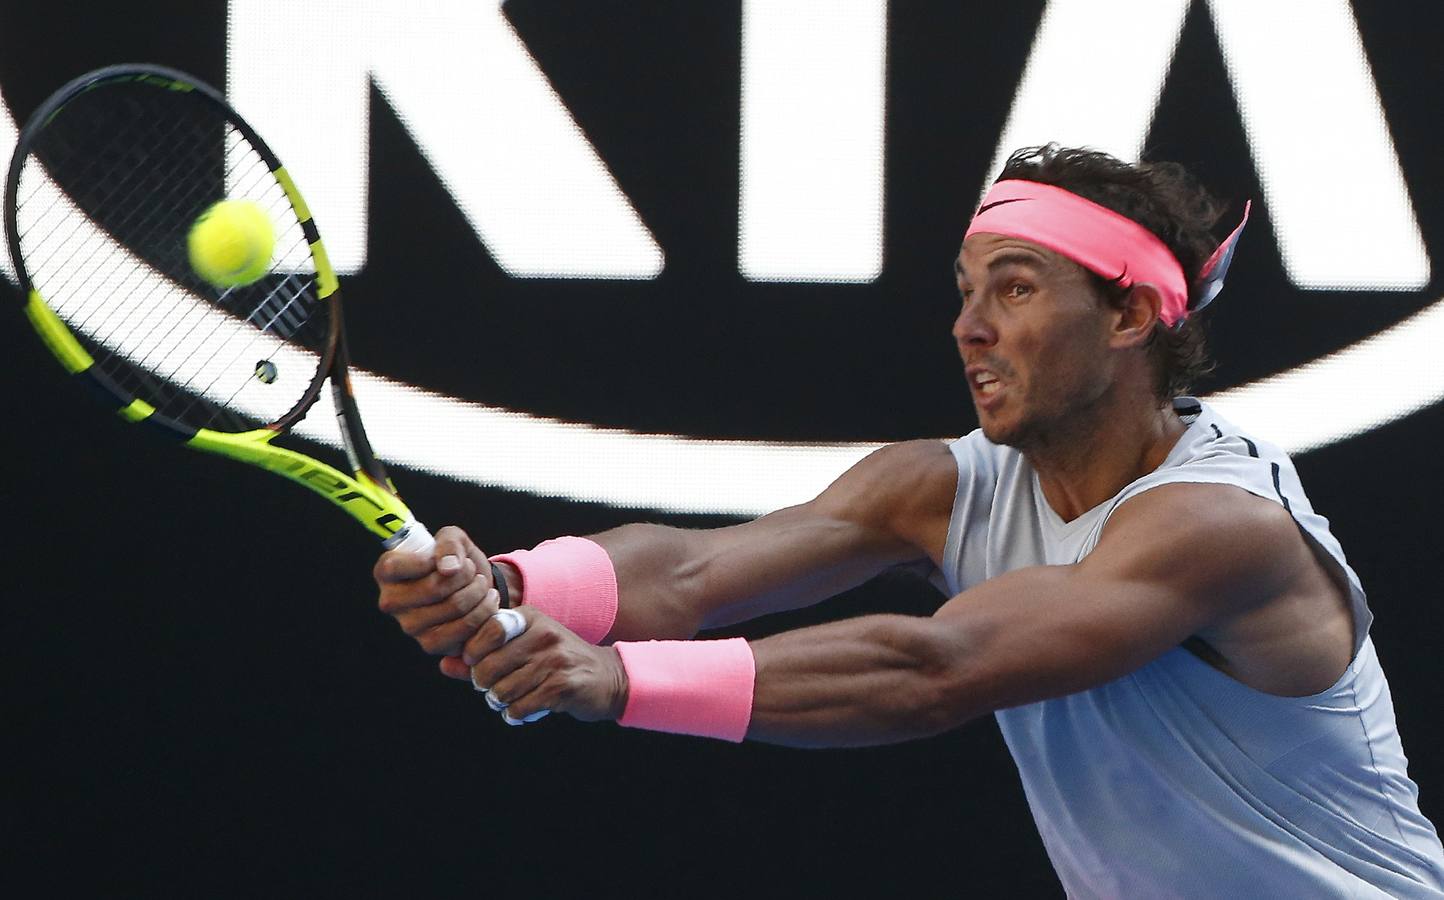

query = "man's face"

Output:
[[952, 233, 1117, 448]]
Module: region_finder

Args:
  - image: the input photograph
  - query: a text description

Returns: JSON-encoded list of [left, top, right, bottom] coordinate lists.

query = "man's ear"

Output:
[[1110, 283, 1164, 349]]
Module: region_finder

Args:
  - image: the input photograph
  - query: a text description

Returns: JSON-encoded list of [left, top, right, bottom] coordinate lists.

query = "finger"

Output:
[[495, 672, 556, 725], [462, 607, 535, 666], [492, 608, 527, 644], [466, 613, 542, 689], [395, 576, 490, 637], [378, 556, 479, 616], [501, 708, 551, 726], [471, 659, 505, 707], [413, 586, 502, 655], [374, 549, 435, 584], [414, 586, 500, 656], [483, 656, 547, 709], [434, 526, 490, 579], [439, 656, 471, 680]]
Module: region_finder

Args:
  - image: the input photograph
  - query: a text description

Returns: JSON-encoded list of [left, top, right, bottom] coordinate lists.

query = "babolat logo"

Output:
[[274, 459, 403, 534]]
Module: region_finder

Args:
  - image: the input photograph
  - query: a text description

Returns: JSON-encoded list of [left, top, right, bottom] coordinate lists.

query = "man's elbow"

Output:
[[884, 615, 994, 737]]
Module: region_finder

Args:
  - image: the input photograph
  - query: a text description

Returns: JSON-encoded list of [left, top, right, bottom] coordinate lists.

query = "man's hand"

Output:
[[441, 608, 629, 725], [375, 525, 502, 661]]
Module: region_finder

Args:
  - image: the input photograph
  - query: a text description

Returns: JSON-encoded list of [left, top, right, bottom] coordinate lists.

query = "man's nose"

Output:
[[952, 300, 996, 349]]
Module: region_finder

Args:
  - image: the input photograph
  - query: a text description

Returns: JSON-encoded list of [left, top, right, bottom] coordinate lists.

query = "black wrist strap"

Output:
[[490, 561, 512, 609]]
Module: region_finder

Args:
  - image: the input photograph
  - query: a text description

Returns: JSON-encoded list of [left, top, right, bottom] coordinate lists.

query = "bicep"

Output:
[[601, 440, 954, 635], [932, 563, 1205, 712], [695, 440, 956, 624], [690, 508, 916, 628], [588, 504, 906, 642], [930, 484, 1294, 714]]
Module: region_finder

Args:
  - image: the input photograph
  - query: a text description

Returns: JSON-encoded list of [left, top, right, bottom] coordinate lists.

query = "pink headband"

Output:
[[965, 180, 1250, 327]]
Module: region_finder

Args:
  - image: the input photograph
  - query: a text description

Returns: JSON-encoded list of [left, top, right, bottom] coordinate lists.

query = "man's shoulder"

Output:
[[1112, 479, 1293, 530], [1124, 405, 1300, 510], [820, 439, 959, 538], [1099, 480, 1303, 589], [855, 438, 960, 493]]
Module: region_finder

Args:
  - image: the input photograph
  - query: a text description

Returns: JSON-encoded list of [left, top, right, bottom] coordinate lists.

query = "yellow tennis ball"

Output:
[[187, 199, 275, 288]]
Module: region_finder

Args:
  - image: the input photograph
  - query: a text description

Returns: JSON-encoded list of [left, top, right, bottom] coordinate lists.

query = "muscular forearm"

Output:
[[745, 613, 976, 748], [593, 522, 714, 641], [583, 515, 910, 643], [489, 444, 944, 645], [740, 546, 1242, 748]]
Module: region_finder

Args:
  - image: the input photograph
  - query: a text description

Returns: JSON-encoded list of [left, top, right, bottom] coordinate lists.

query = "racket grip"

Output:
[[384, 520, 436, 555]]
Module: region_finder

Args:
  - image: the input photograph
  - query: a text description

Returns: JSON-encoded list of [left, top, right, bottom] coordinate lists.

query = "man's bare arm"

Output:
[[595, 440, 954, 639], [458, 482, 1309, 738], [741, 483, 1298, 747], [376, 439, 956, 656]]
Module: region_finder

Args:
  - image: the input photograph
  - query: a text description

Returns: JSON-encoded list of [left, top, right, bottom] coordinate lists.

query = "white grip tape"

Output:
[[384, 521, 435, 555]]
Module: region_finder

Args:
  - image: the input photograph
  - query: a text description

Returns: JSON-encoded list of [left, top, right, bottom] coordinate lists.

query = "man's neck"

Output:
[[1026, 395, 1187, 523]]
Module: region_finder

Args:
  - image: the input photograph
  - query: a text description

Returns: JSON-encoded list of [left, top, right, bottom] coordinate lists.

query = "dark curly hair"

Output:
[[996, 145, 1226, 400]]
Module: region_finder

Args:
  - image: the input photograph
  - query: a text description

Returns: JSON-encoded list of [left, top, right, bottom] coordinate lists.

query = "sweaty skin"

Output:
[[373, 234, 1353, 744]]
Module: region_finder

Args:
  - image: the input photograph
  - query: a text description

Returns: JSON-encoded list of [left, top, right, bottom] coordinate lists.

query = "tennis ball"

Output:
[[187, 199, 275, 288]]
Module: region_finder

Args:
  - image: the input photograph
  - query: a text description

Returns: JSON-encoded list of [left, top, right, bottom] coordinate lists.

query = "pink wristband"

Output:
[[491, 537, 618, 644], [614, 638, 756, 743]]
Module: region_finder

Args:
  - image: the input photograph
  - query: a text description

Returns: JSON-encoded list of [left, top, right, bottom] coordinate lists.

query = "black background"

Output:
[[2, 2, 1440, 896]]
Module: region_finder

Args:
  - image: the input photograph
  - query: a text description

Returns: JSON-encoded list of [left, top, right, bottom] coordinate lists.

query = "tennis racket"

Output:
[[4, 63, 434, 554]]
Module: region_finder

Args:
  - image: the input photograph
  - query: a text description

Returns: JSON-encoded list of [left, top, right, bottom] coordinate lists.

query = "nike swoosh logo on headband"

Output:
[[976, 197, 1029, 216]]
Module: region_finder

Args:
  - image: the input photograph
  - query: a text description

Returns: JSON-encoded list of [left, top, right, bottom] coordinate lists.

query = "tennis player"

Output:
[[375, 146, 1444, 896]]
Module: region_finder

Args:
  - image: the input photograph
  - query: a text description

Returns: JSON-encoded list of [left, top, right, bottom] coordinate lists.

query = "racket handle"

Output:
[[384, 520, 436, 555]]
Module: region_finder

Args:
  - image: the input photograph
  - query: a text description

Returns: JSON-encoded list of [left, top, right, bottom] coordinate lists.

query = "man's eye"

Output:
[[1006, 282, 1033, 298]]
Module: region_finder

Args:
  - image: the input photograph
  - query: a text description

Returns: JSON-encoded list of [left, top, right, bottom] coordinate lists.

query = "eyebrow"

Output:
[[954, 250, 1048, 282], [986, 250, 1047, 273]]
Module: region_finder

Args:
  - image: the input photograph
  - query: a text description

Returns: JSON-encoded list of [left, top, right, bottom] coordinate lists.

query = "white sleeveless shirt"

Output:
[[939, 399, 1444, 897]]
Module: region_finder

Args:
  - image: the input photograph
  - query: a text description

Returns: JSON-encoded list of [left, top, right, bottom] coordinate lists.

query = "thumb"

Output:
[[439, 655, 471, 681]]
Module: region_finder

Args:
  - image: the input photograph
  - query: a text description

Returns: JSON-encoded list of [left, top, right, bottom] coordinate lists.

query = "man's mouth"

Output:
[[970, 368, 1002, 396]]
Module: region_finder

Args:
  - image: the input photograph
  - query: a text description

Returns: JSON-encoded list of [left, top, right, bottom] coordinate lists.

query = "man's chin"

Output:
[[978, 417, 1020, 447], [977, 405, 1042, 449]]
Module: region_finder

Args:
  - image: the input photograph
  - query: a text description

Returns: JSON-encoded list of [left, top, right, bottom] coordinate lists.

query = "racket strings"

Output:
[[106, 167, 312, 405], [22, 96, 226, 322], [25, 142, 271, 431], [16, 140, 210, 305], [15, 81, 333, 433], [172, 273, 321, 426], [55, 160, 226, 358], [25, 101, 217, 276]]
